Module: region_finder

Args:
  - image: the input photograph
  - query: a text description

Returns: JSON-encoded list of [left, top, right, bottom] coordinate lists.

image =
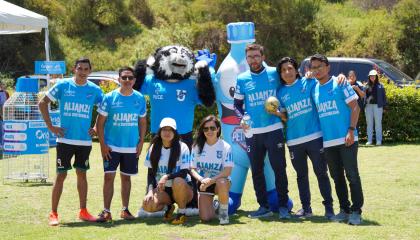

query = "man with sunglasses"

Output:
[[310, 54, 364, 225], [96, 67, 147, 222], [39, 57, 104, 226], [233, 44, 290, 219]]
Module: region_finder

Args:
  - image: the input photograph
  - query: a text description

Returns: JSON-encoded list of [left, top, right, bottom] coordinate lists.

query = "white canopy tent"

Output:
[[0, 0, 50, 60]]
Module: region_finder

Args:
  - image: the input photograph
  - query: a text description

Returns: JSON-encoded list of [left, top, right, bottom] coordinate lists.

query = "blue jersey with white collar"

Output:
[[234, 67, 283, 134], [312, 76, 359, 148], [97, 89, 147, 153], [277, 77, 322, 146], [141, 75, 200, 134], [46, 78, 103, 146]]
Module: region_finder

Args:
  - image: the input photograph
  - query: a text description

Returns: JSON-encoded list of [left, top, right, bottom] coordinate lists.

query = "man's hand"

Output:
[[136, 141, 144, 158], [101, 144, 112, 161], [88, 127, 96, 137], [336, 74, 347, 85], [199, 178, 213, 191], [49, 126, 65, 138], [345, 129, 355, 146], [143, 191, 154, 205]]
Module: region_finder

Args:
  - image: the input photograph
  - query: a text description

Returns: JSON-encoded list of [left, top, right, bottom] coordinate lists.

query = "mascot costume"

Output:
[[207, 22, 292, 214], [134, 45, 216, 214]]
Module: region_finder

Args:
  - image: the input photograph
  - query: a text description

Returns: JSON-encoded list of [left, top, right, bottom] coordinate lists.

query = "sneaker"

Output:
[[48, 211, 59, 226], [248, 206, 273, 218], [96, 210, 112, 223], [324, 206, 335, 220], [330, 209, 349, 222], [218, 208, 229, 225], [279, 207, 291, 219], [294, 208, 313, 218], [79, 208, 97, 222], [348, 212, 362, 225], [171, 213, 186, 225], [120, 209, 135, 220], [163, 204, 175, 221], [376, 141, 382, 146], [365, 142, 373, 146]]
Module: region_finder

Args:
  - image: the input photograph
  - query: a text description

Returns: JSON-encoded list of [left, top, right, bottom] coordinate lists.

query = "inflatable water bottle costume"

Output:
[[214, 22, 292, 214]]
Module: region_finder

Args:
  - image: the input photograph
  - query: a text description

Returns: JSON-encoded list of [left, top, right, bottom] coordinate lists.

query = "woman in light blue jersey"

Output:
[[190, 115, 233, 225], [270, 57, 334, 219], [142, 118, 193, 225]]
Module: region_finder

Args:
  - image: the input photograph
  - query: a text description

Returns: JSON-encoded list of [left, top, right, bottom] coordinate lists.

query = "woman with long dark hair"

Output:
[[142, 117, 193, 224], [190, 115, 233, 224], [365, 70, 387, 146]]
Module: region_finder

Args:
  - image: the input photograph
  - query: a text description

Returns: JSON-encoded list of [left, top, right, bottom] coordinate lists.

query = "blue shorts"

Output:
[[103, 151, 138, 176]]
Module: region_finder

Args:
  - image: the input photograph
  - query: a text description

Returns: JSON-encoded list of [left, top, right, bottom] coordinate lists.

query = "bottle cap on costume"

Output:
[[226, 22, 255, 43], [160, 117, 177, 130]]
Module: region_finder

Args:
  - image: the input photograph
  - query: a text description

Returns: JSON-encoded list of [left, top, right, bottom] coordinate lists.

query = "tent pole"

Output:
[[44, 27, 51, 89]]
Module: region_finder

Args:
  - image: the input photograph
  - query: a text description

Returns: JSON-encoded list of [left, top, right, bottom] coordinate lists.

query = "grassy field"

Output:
[[1, 143, 419, 240]]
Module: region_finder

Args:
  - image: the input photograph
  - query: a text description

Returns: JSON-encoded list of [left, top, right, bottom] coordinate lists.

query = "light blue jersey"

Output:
[[144, 142, 191, 187], [97, 89, 147, 153], [278, 77, 322, 146], [141, 75, 200, 134], [191, 139, 234, 178], [312, 77, 359, 148], [234, 67, 283, 134], [47, 78, 103, 146]]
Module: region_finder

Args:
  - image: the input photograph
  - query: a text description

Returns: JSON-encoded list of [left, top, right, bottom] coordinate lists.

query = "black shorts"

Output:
[[103, 151, 138, 175], [163, 182, 194, 203], [197, 181, 216, 195], [56, 142, 92, 172]]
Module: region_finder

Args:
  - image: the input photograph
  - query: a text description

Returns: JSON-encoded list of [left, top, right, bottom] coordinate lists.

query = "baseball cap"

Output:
[[160, 117, 177, 130], [368, 70, 378, 76]]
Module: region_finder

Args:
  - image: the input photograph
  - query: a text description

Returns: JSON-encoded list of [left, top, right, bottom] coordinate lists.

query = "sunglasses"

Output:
[[121, 76, 135, 81], [203, 126, 217, 132]]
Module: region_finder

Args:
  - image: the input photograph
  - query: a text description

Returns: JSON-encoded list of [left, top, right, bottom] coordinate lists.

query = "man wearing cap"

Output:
[[39, 57, 103, 226], [310, 54, 364, 225], [96, 66, 147, 222], [365, 69, 387, 146]]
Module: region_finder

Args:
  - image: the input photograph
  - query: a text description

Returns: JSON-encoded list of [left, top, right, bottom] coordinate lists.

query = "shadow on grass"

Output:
[[2, 181, 53, 187], [61, 213, 246, 228]]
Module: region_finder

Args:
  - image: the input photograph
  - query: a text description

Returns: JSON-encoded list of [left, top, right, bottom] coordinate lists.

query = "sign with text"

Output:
[[35, 61, 66, 74]]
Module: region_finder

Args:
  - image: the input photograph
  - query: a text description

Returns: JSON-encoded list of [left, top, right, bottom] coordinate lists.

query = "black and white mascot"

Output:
[[134, 45, 216, 215]]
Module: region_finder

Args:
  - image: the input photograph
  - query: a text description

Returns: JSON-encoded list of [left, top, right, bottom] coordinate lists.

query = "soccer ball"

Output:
[[265, 96, 280, 113]]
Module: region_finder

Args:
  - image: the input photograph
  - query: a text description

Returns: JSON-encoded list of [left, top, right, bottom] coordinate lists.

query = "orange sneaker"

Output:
[[120, 209, 135, 220], [171, 213, 186, 225], [48, 211, 59, 226], [78, 208, 97, 222], [163, 204, 175, 221]]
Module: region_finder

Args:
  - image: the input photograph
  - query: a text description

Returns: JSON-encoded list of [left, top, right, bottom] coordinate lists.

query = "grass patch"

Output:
[[1, 143, 419, 239]]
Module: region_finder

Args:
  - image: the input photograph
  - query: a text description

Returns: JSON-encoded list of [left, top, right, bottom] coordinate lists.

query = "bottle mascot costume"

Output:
[[134, 45, 216, 212], [210, 22, 292, 214]]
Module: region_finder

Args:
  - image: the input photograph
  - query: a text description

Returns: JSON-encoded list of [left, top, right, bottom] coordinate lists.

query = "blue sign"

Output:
[[3, 120, 49, 155], [35, 61, 66, 74]]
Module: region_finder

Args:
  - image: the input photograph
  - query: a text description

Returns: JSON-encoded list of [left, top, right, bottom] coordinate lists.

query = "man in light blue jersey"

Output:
[[233, 44, 290, 219], [39, 57, 103, 226], [273, 57, 334, 219], [96, 67, 147, 222], [310, 54, 364, 225]]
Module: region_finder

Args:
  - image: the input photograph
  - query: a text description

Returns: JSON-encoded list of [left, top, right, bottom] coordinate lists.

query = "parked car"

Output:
[[299, 57, 414, 87], [87, 71, 120, 87]]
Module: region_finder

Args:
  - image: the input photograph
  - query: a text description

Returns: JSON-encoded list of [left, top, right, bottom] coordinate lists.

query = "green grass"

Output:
[[1, 143, 419, 239]]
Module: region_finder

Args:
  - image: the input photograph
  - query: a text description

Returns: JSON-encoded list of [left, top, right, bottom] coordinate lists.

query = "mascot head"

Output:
[[147, 45, 195, 81]]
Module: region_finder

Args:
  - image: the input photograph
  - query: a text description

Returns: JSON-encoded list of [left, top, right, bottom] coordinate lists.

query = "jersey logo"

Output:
[[244, 81, 256, 91], [86, 93, 93, 99], [289, 151, 294, 160], [111, 100, 124, 108], [268, 77, 276, 82], [281, 93, 290, 103], [216, 151, 223, 159], [63, 88, 76, 97], [176, 89, 187, 101]]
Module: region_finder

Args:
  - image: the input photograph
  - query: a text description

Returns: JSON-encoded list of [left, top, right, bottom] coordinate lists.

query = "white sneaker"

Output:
[[376, 141, 382, 146], [365, 142, 373, 146], [219, 208, 229, 225]]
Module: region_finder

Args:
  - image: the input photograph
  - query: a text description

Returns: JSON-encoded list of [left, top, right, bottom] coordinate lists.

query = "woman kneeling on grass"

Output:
[[190, 115, 233, 225], [142, 117, 193, 224]]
